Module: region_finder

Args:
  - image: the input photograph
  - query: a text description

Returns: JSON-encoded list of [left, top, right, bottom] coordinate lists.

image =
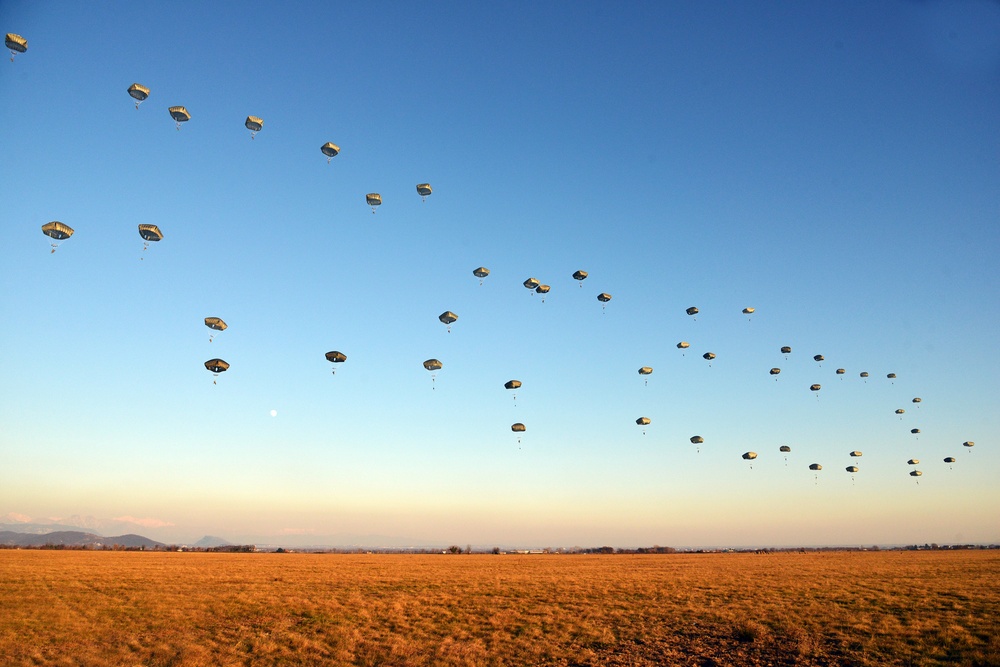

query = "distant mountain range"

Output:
[[0, 530, 163, 548], [193, 535, 232, 548]]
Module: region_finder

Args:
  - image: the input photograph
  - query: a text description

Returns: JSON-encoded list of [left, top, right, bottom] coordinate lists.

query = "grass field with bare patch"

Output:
[[0, 549, 997, 666]]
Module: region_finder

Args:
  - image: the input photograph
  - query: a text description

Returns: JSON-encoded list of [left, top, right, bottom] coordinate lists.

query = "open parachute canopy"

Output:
[[204, 317, 227, 332], [742, 451, 757, 460], [245, 115, 264, 138], [416, 183, 432, 198], [473, 267, 490, 278], [504, 380, 522, 390], [511, 423, 526, 433], [781, 346, 792, 354], [809, 463, 822, 471], [636, 417, 651, 426], [127, 83, 150, 108], [438, 311, 458, 325], [41, 221, 74, 240], [677, 341, 690, 350], [523, 277, 540, 290], [597, 292, 612, 303], [573, 270, 588, 282], [168, 106, 190, 129], [321, 142, 340, 162], [6, 33, 27, 54], [325, 351, 347, 364], [204, 358, 229, 374], [423, 359, 442, 372], [850, 451, 862, 457], [638, 367, 653, 376], [779, 445, 791, 453], [690, 435, 704, 444], [770, 368, 781, 376], [138, 224, 163, 242], [686, 306, 699, 316]]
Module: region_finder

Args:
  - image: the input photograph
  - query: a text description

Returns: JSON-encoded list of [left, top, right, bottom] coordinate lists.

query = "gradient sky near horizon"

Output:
[[2, 1, 998, 548]]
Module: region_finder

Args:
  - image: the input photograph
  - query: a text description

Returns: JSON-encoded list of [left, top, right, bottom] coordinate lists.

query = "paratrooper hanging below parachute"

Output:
[[204, 317, 227, 343], [416, 183, 432, 201], [168, 106, 190, 130], [138, 224, 163, 258], [127, 83, 149, 109], [321, 142, 340, 164]]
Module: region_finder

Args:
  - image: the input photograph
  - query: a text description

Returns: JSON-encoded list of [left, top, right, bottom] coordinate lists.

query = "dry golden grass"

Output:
[[0, 550, 997, 666]]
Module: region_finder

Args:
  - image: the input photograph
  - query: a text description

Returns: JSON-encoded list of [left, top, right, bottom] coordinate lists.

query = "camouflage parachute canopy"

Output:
[[438, 311, 458, 325], [325, 351, 347, 364], [887, 373, 897, 379], [597, 292, 612, 303], [636, 417, 651, 426], [423, 359, 442, 371], [41, 221, 74, 240], [963, 441, 975, 448], [686, 306, 699, 316], [5, 33, 27, 53], [677, 341, 690, 349], [504, 380, 522, 390], [770, 368, 781, 375], [895, 409, 905, 415], [779, 445, 791, 453], [416, 183, 432, 197], [742, 452, 757, 460], [572, 270, 588, 281], [168, 106, 190, 123], [204, 317, 227, 332], [138, 224, 163, 242], [473, 267, 490, 278], [809, 463, 822, 471], [810, 384, 821, 391], [860, 372, 869, 378], [523, 277, 540, 290], [321, 142, 340, 158], [511, 423, 526, 433], [204, 359, 229, 374], [912, 397, 922, 403], [638, 367, 653, 376], [127, 83, 150, 102], [690, 436, 704, 444], [781, 346, 792, 354]]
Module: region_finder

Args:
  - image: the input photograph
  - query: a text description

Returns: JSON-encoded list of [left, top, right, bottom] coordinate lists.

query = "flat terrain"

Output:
[[0, 550, 997, 666]]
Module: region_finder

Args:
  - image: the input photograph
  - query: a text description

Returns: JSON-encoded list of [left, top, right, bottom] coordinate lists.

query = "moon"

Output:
[[269, 409, 277, 417]]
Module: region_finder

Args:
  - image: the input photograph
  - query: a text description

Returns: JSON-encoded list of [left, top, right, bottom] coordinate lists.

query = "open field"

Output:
[[0, 550, 997, 666]]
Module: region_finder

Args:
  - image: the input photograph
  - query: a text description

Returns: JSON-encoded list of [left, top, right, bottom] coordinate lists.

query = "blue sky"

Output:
[[1, 1, 998, 548]]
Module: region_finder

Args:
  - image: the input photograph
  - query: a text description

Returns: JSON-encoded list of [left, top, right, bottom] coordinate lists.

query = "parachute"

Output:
[[6, 33, 27, 62], [742, 307, 755, 317], [504, 379, 521, 405], [677, 341, 690, 356], [907, 458, 920, 465], [204, 317, 227, 342], [860, 372, 869, 382], [686, 306, 699, 320], [911, 429, 920, 439], [597, 293, 611, 312], [810, 384, 821, 395], [849, 451, 862, 457], [909, 470, 923, 480], [168, 106, 190, 130], [511, 422, 526, 445], [636, 417, 650, 435], [944, 457, 956, 469], [572, 270, 588, 286], [439, 311, 458, 333], [690, 435, 704, 453], [535, 284, 550, 302], [523, 278, 540, 291], [895, 408, 905, 418], [366, 193, 382, 214], [813, 354, 824, 365], [912, 397, 922, 407], [770, 368, 781, 380], [325, 350, 347, 374], [638, 367, 652, 386], [41, 221, 74, 253], [780, 444, 791, 464], [127, 83, 150, 109], [963, 441, 974, 449], [887, 373, 896, 384], [702, 352, 716, 366], [846, 465, 859, 473], [138, 224, 163, 257], [836, 368, 845, 377], [321, 142, 340, 164], [473, 267, 490, 285], [204, 358, 229, 385], [742, 451, 757, 468], [780, 346, 792, 356], [809, 463, 822, 470], [423, 358, 442, 389], [416, 183, 432, 201], [245, 115, 263, 139]]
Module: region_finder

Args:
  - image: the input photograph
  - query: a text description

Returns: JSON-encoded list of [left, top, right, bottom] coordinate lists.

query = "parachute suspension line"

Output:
[[175, 121, 181, 131], [135, 100, 141, 110], [327, 156, 333, 165]]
